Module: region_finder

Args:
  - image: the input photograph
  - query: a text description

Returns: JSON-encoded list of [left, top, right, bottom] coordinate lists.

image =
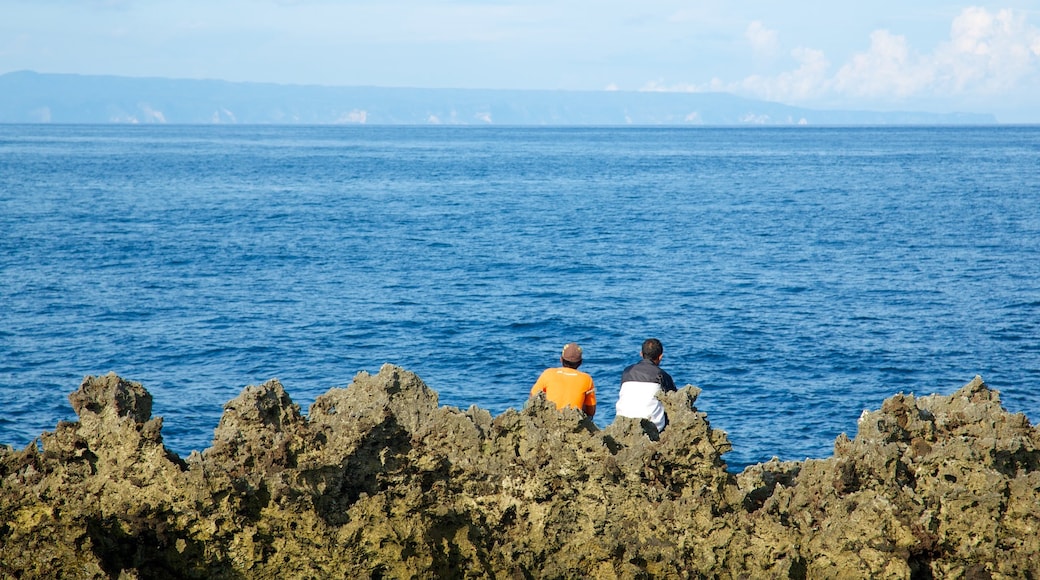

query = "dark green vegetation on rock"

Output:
[[1, 367, 1037, 578]]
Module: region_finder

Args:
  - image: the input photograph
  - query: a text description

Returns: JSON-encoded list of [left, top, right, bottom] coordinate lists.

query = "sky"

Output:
[[2, 0, 1039, 122]]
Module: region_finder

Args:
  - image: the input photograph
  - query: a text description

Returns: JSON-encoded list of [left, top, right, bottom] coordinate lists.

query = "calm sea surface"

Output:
[[1, 125, 1038, 471]]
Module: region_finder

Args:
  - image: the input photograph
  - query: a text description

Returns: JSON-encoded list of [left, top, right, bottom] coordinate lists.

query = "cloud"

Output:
[[933, 7, 1040, 93], [20, 0, 134, 7], [655, 7, 1040, 108], [741, 47, 831, 101], [745, 20, 779, 58], [829, 7, 1040, 100], [832, 30, 934, 98], [639, 79, 701, 92], [642, 47, 829, 102], [831, 7, 1038, 102]]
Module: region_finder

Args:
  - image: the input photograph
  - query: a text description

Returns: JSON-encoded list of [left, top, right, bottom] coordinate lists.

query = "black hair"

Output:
[[641, 338, 663, 361], [561, 359, 581, 369]]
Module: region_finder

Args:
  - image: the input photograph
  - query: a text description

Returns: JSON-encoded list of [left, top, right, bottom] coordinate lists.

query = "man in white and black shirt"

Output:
[[615, 338, 676, 432]]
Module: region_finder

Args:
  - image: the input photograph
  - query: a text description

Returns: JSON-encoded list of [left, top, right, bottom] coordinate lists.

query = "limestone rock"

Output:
[[2, 370, 1038, 578]]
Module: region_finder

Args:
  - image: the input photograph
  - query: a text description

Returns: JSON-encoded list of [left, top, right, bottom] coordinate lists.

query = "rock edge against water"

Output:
[[1, 367, 1038, 578]]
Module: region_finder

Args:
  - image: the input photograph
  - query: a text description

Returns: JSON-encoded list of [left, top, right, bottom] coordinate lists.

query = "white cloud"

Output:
[[832, 30, 934, 98], [829, 7, 1038, 102], [336, 109, 367, 124], [740, 112, 771, 124], [932, 7, 1040, 93], [740, 46, 830, 101], [655, 7, 1040, 108], [639, 79, 700, 92], [745, 20, 779, 57]]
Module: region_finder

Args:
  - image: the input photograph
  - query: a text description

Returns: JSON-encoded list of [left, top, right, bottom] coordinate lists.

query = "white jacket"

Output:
[[615, 380, 667, 431]]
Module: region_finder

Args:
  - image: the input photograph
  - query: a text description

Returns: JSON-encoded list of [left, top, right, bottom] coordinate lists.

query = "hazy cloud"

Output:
[[933, 7, 1040, 93], [653, 7, 1040, 108], [745, 21, 779, 57], [4, 0, 1038, 119], [852, 7, 1033, 100], [641, 46, 830, 102], [833, 30, 934, 98], [830, 7, 1040, 100], [15, 0, 134, 7], [741, 47, 831, 101], [639, 79, 700, 92]]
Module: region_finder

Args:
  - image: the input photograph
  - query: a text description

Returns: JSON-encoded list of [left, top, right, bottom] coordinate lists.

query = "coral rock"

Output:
[[2, 369, 1039, 578]]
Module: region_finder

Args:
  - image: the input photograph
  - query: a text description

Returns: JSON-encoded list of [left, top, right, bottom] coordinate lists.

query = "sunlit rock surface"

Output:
[[2, 368, 1037, 578]]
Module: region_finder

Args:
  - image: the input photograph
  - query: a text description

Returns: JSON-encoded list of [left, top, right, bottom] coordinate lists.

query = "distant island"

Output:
[[0, 70, 996, 126]]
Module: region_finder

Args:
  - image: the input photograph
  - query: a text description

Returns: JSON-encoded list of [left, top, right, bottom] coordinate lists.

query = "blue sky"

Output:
[[2, 1, 1039, 122]]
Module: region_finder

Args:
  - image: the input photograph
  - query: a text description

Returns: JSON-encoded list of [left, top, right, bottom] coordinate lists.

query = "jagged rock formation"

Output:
[[1, 367, 1037, 578]]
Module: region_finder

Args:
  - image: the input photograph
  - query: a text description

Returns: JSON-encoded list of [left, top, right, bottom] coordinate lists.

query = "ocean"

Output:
[[1, 124, 1038, 471]]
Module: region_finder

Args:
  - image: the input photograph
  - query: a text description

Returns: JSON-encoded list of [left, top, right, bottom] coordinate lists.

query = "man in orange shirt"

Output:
[[530, 343, 596, 417]]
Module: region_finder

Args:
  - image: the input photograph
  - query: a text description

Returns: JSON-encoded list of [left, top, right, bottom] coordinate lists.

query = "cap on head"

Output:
[[561, 343, 583, 364]]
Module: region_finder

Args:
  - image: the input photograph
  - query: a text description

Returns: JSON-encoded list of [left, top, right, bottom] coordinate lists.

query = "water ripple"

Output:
[[2, 125, 1038, 471]]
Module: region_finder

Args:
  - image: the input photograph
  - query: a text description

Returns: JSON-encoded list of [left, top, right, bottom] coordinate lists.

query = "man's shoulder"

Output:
[[621, 359, 651, 381], [546, 366, 588, 377], [660, 368, 677, 391], [628, 359, 655, 371], [562, 367, 592, 379]]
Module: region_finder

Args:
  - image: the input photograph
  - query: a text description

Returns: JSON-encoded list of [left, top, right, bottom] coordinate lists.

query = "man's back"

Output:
[[621, 358, 676, 393], [531, 366, 596, 415], [616, 358, 675, 431]]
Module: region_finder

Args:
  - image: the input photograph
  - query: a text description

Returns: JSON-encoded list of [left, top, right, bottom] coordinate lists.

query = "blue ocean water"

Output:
[[1, 124, 1038, 471]]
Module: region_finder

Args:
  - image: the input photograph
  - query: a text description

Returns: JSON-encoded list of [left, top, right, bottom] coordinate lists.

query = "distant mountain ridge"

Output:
[[0, 70, 996, 126]]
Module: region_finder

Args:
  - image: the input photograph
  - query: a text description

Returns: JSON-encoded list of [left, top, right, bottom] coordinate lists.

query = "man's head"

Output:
[[641, 338, 663, 363], [560, 342, 583, 369]]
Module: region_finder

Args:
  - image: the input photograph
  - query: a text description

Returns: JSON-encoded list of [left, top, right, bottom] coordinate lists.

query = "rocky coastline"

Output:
[[1, 367, 1037, 578]]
